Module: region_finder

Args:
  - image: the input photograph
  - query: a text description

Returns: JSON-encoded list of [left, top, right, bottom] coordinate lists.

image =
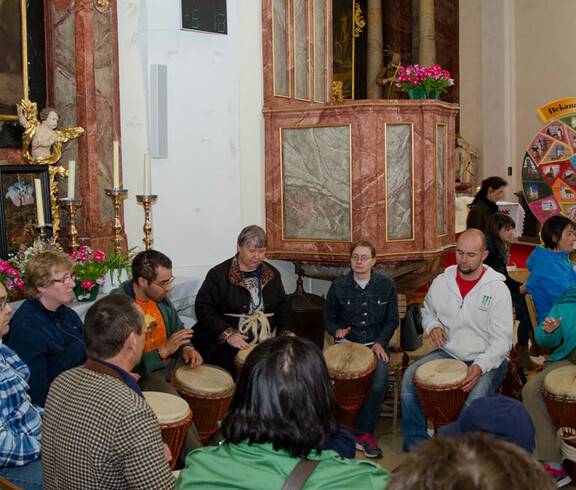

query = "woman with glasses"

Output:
[[323, 240, 399, 459], [6, 251, 85, 407]]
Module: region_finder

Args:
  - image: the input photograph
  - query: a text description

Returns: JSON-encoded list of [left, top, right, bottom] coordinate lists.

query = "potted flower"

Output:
[[69, 246, 107, 301], [101, 245, 138, 294], [396, 64, 454, 99], [0, 260, 24, 298]]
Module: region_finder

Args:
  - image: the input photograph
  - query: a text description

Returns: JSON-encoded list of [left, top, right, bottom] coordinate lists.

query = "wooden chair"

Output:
[[381, 294, 409, 433], [0, 476, 23, 490]]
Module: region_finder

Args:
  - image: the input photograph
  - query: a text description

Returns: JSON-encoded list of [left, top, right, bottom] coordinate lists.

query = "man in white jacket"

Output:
[[400, 228, 513, 452]]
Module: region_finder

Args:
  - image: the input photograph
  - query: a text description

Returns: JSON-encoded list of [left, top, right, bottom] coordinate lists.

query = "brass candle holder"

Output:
[[136, 194, 158, 250], [59, 198, 82, 252], [33, 223, 53, 242], [105, 188, 128, 255]]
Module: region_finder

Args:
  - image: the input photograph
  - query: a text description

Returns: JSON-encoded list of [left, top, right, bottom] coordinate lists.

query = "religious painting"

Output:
[[0, 0, 28, 121], [332, 0, 356, 100], [0, 165, 51, 258]]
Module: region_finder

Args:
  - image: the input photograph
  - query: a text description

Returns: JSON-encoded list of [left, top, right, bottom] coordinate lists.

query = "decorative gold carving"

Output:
[[17, 99, 85, 240], [353, 3, 365, 38], [333, 81, 344, 102], [97, 0, 109, 7]]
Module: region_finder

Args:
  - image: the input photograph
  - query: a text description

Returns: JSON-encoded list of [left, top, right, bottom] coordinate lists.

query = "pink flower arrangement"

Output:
[[70, 246, 107, 297], [396, 64, 454, 95], [0, 260, 24, 297]]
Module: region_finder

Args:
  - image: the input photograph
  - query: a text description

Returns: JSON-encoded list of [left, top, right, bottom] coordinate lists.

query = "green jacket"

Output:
[[110, 280, 194, 375], [175, 441, 389, 489]]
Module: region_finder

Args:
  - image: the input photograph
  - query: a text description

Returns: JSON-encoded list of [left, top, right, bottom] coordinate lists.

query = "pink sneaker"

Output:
[[355, 434, 382, 459], [543, 464, 572, 488]]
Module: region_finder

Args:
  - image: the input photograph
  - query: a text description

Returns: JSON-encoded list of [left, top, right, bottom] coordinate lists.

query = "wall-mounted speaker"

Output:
[[149, 64, 168, 159]]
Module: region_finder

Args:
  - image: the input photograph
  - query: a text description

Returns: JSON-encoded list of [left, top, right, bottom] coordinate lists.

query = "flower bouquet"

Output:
[[396, 64, 454, 99], [8, 236, 63, 282], [0, 260, 24, 298], [70, 246, 107, 301], [100, 245, 137, 294]]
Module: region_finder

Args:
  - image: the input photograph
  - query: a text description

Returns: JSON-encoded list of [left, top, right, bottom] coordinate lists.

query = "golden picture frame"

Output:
[[0, 0, 28, 121]]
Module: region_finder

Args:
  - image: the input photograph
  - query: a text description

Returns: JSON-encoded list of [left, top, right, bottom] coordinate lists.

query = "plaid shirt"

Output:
[[0, 342, 43, 467]]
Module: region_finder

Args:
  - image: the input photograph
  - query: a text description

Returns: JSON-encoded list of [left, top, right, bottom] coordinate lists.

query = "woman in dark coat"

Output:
[[466, 176, 508, 231]]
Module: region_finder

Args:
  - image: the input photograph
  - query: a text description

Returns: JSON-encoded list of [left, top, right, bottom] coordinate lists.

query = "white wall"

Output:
[[117, 0, 242, 277]]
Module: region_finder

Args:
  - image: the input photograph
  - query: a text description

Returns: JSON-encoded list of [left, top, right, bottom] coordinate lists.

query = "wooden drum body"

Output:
[[171, 364, 235, 443], [542, 365, 576, 433], [143, 391, 193, 470], [413, 358, 469, 430], [234, 345, 257, 375], [323, 343, 376, 433]]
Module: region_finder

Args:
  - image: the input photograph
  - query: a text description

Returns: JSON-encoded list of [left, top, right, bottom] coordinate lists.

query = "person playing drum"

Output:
[[522, 285, 576, 487], [401, 229, 513, 452], [193, 225, 295, 378], [323, 240, 399, 459]]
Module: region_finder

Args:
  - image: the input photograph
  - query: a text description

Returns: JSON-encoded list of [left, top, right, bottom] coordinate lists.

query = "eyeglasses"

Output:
[[351, 255, 373, 262], [152, 276, 175, 289], [52, 275, 76, 285]]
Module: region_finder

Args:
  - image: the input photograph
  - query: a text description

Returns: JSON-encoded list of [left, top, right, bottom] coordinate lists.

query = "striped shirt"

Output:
[[0, 342, 43, 467]]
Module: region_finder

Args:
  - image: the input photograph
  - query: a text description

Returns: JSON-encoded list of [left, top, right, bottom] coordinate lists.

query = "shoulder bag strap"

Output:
[[280, 458, 321, 490]]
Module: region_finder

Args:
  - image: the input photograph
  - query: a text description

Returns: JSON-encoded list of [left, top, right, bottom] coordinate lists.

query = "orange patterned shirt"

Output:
[[135, 297, 168, 353]]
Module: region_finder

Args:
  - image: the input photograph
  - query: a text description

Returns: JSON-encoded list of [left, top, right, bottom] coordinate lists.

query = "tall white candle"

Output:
[[34, 179, 45, 226], [143, 153, 151, 195], [113, 140, 120, 189], [67, 160, 76, 199]]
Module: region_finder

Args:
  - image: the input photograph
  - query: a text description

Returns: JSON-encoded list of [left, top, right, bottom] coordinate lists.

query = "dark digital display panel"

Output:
[[181, 0, 227, 35]]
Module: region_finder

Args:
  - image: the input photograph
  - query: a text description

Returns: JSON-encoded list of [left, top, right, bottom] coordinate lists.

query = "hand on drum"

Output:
[[372, 342, 389, 362], [335, 327, 351, 340], [429, 327, 448, 350], [542, 317, 562, 334], [162, 442, 172, 463], [158, 329, 194, 359], [227, 333, 250, 350], [183, 346, 203, 367], [461, 364, 482, 392]]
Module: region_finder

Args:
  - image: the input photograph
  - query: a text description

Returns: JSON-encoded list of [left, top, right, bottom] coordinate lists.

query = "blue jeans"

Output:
[[400, 349, 508, 452], [356, 356, 389, 435], [0, 459, 43, 489]]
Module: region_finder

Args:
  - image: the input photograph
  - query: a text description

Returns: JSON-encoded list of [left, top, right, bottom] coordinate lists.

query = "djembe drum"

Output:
[[323, 343, 377, 433], [413, 358, 469, 431], [542, 365, 576, 436], [234, 345, 257, 375], [171, 364, 235, 443], [143, 391, 193, 470]]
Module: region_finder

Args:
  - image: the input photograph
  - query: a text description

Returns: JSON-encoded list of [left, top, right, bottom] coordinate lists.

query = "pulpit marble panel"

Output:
[[386, 124, 413, 241], [273, 0, 289, 97], [436, 124, 447, 236], [313, 0, 327, 102], [294, 0, 309, 100], [282, 126, 351, 240]]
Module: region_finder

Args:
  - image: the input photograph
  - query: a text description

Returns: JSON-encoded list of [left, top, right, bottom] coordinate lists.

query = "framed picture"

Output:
[[0, 0, 28, 121], [0, 165, 51, 258]]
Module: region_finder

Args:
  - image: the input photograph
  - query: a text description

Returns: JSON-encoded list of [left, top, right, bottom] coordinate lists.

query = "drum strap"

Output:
[[225, 311, 275, 344], [281, 459, 321, 490]]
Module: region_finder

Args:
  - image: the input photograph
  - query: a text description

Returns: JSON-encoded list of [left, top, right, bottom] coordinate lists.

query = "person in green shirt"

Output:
[[176, 336, 389, 489]]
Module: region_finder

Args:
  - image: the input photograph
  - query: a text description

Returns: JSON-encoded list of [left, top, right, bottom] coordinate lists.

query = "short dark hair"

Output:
[[237, 225, 268, 248], [350, 240, 376, 258], [131, 250, 172, 282], [84, 295, 144, 359], [471, 176, 507, 204], [387, 434, 555, 490], [221, 336, 340, 458], [541, 214, 575, 250]]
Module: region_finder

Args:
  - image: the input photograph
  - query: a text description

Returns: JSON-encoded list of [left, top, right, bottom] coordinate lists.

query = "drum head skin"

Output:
[[143, 391, 191, 423], [544, 366, 576, 397], [414, 359, 468, 387], [323, 343, 375, 376], [173, 364, 235, 396], [235, 344, 257, 365]]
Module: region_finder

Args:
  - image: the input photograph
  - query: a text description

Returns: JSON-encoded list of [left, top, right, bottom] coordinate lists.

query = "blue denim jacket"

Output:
[[323, 270, 399, 347]]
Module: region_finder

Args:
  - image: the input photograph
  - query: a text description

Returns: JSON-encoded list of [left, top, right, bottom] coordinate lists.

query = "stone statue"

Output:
[[376, 50, 406, 99], [455, 135, 479, 188], [17, 99, 85, 239]]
